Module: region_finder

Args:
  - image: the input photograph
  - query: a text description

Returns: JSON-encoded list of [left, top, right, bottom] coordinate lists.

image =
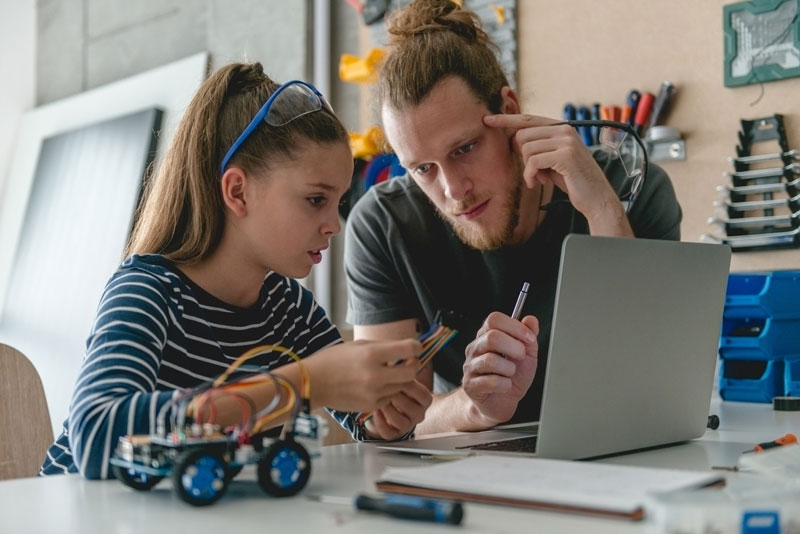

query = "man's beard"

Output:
[[437, 167, 523, 251]]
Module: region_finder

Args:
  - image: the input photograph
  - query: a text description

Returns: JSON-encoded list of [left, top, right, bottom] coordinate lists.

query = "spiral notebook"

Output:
[[376, 455, 724, 520]]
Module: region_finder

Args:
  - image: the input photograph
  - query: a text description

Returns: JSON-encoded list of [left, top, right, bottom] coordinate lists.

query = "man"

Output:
[[345, 0, 682, 440]]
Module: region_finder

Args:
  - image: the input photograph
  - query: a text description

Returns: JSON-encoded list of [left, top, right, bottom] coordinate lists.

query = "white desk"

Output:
[[1, 399, 797, 534]]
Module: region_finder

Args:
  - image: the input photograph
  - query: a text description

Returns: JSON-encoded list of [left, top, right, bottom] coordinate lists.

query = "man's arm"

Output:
[[345, 186, 537, 435]]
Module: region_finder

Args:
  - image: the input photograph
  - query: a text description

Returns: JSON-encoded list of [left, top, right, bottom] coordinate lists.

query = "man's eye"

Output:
[[308, 196, 326, 207], [455, 143, 475, 155]]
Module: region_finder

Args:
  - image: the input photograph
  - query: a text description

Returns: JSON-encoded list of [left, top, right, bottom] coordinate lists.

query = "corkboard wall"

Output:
[[517, 0, 799, 271]]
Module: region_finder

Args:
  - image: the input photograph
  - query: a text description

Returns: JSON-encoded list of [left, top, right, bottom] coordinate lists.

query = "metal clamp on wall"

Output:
[[645, 125, 686, 162]]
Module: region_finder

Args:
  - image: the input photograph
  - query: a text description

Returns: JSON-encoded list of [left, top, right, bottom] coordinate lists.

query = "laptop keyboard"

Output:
[[456, 435, 538, 452]]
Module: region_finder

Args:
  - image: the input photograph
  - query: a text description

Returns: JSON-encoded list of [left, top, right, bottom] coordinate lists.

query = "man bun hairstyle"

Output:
[[378, 0, 509, 113]]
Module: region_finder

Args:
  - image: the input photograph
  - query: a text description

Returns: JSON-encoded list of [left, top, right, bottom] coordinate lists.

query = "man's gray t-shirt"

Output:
[[344, 151, 682, 423]]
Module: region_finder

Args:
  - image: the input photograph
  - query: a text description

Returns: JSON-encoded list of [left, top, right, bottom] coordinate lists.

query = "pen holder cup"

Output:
[[724, 272, 800, 320], [719, 317, 800, 360], [719, 358, 784, 403]]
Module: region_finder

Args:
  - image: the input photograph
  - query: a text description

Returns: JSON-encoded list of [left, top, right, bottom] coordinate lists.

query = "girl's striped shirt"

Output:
[[40, 254, 365, 479]]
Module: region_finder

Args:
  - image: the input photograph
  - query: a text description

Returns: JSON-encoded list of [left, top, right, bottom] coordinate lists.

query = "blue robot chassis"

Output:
[[110, 428, 311, 506]]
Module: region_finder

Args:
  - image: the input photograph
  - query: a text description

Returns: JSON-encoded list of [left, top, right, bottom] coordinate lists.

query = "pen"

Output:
[[511, 282, 530, 320], [308, 493, 465, 525]]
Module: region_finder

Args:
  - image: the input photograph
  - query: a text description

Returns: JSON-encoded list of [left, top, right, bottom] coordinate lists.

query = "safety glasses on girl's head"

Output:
[[559, 120, 648, 214], [219, 80, 333, 175]]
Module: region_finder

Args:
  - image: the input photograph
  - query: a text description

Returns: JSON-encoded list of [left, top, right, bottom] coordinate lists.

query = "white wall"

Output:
[[0, 1, 36, 201], [0, 54, 208, 437]]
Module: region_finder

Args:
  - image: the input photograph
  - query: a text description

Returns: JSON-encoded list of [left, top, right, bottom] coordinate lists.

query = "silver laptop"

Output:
[[380, 234, 732, 460]]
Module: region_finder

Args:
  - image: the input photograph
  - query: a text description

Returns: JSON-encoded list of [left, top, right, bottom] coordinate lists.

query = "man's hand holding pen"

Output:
[[461, 283, 539, 427]]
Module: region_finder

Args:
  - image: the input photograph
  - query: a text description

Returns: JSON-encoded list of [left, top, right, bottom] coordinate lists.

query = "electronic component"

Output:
[[110, 345, 314, 506]]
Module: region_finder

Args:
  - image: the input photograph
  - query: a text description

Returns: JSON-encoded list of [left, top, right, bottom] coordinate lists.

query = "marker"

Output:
[[308, 493, 465, 525], [511, 282, 530, 320]]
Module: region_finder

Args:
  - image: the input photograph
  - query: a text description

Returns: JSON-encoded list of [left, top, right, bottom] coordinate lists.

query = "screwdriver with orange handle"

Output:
[[747, 432, 797, 453]]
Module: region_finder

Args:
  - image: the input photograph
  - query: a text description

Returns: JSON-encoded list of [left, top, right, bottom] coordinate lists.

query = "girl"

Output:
[[40, 62, 432, 479]]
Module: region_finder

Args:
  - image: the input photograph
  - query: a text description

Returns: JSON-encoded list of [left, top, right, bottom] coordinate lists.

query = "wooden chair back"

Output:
[[0, 343, 54, 479]]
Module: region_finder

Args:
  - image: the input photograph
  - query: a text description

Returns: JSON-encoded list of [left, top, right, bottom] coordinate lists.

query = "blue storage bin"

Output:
[[786, 358, 800, 397], [724, 271, 800, 319], [719, 358, 784, 403], [719, 317, 800, 360]]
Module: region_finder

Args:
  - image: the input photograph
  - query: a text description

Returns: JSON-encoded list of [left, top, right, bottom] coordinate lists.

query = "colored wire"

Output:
[[251, 376, 298, 435], [210, 372, 284, 434], [192, 389, 253, 428], [215, 344, 310, 401], [154, 346, 307, 440]]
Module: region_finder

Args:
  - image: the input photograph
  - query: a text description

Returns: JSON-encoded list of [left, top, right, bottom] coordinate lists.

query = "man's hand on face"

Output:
[[483, 113, 623, 224], [462, 312, 539, 427]]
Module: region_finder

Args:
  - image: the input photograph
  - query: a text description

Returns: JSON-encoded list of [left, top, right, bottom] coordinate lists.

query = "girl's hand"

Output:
[[365, 380, 433, 440], [312, 339, 423, 412]]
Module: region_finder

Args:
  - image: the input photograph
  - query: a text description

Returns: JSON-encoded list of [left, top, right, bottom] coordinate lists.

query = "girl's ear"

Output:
[[220, 167, 248, 218], [499, 86, 521, 115]]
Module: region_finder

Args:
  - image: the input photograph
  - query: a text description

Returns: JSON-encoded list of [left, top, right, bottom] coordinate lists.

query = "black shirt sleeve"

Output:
[[344, 186, 419, 325]]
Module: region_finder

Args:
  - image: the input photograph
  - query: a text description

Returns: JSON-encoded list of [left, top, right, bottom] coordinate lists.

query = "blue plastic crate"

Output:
[[719, 317, 800, 360], [786, 358, 800, 397], [719, 358, 784, 403], [724, 271, 800, 320]]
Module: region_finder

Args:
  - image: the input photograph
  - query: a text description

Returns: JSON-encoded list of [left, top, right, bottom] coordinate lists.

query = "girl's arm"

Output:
[[192, 282, 421, 442], [68, 270, 173, 479]]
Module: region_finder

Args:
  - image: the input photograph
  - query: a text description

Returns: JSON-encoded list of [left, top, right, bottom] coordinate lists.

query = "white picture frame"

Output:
[[0, 52, 209, 437]]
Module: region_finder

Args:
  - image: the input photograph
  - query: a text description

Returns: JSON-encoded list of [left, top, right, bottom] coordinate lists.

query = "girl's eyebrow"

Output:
[[308, 183, 336, 191]]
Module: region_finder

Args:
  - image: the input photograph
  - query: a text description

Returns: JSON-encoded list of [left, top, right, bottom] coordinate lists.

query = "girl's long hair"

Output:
[[125, 62, 348, 263]]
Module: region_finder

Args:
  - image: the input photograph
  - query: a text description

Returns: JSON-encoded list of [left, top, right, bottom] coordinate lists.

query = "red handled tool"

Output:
[[633, 92, 655, 136]]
